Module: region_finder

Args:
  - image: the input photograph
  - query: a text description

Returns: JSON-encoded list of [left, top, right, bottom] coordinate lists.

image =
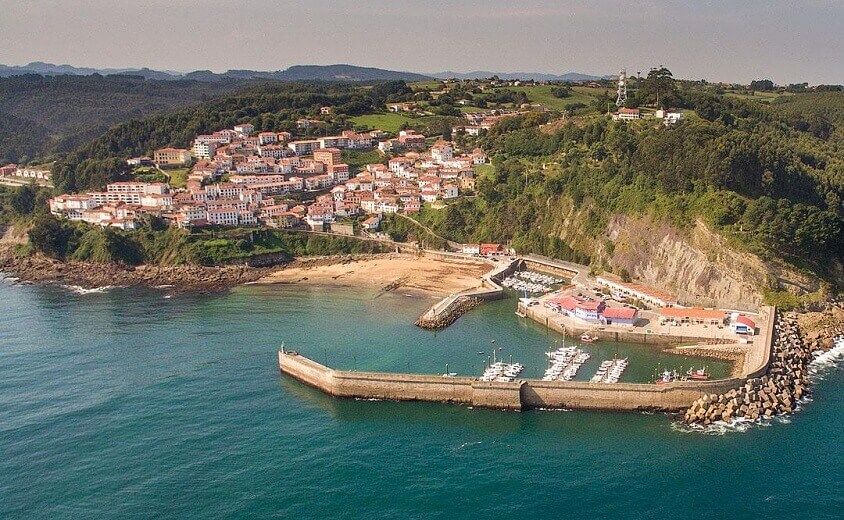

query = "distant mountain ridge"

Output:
[[431, 70, 610, 82], [0, 62, 609, 83], [0, 62, 432, 82]]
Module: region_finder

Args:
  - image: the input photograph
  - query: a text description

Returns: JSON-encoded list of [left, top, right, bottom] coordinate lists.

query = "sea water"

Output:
[[0, 281, 841, 519]]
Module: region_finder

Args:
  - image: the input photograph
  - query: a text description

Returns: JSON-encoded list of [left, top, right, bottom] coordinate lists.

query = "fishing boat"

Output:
[[580, 333, 597, 343], [654, 369, 679, 384], [687, 367, 710, 380]]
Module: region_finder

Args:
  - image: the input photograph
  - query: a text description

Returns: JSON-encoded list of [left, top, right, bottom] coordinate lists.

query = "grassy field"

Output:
[[410, 80, 443, 91], [491, 85, 607, 111], [459, 105, 486, 113], [351, 112, 417, 133], [342, 149, 384, 172], [724, 90, 790, 104], [165, 168, 190, 188], [473, 163, 495, 179]]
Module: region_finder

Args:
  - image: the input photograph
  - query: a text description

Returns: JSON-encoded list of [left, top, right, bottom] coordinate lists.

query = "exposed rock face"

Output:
[[796, 302, 844, 352], [543, 201, 820, 310], [0, 251, 270, 293], [683, 312, 812, 425]]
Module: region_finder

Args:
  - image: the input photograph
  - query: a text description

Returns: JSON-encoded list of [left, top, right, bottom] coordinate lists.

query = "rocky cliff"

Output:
[[543, 200, 821, 310]]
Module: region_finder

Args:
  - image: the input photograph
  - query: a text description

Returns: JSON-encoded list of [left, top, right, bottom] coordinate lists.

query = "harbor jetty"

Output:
[[683, 311, 811, 425], [415, 255, 517, 330], [278, 319, 773, 411]]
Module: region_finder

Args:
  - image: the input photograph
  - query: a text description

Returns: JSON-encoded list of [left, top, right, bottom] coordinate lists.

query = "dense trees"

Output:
[[639, 67, 677, 107], [50, 81, 413, 192], [414, 95, 843, 278], [25, 217, 388, 266], [0, 74, 249, 163], [750, 79, 776, 91]]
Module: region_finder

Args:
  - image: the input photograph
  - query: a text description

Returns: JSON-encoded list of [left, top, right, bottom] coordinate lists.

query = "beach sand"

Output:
[[257, 253, 491, 298]]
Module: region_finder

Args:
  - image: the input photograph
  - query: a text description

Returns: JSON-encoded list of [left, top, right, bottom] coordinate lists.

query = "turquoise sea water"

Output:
[[1, 280, 841, 519]]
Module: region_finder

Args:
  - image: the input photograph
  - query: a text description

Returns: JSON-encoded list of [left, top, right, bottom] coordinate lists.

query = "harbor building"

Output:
[[596, 274, 677, 308], [658, 307, 726, 326]]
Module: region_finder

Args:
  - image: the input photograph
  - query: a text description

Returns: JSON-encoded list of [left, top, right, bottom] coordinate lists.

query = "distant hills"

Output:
[[0, 62, 181, 81], [0, 62, 610, 84], [431, 70, 610, 82], [0, 62, 433, 82]]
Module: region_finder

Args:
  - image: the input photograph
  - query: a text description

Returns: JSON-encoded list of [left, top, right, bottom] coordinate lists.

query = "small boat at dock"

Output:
[[687, 367, 710, 380], [654, 369, 679, 384], [580, 333, 597, 343]]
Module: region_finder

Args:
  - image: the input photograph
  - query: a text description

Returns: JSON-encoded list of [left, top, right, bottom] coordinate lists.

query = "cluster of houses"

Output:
[[545, 295, 640, 326], [48, 122, 487, 232], [0, 164, 52, 182], [453, 109, 533, 136], [611, 107, 684, 126], [540, 273, 758, 335]]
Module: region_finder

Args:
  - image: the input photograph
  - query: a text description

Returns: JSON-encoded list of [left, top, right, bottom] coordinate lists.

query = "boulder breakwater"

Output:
[[683, 312, 810, 425]]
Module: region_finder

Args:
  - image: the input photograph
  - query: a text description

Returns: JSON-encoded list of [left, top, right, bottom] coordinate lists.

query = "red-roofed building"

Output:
[[659, 307, 726, 326], [545, 296, 606, 322], [480, 243, 506, 257], [731, 315, 757, 335], [601, 306, 638, 326]]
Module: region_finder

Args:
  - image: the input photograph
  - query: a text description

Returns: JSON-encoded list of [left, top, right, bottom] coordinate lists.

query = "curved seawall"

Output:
[[278, 328, 773, 411]]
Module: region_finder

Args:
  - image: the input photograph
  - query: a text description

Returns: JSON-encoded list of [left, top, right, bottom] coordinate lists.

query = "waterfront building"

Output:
[[480, 243, 507, 256], [731, 314, 757, 335], [659, 307, 726, 326], [601, 306, 638, 326], [596, 274, 677, 308]]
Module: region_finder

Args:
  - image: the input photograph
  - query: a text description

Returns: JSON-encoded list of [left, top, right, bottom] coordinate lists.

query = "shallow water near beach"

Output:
[[1, 280, 841, 519]]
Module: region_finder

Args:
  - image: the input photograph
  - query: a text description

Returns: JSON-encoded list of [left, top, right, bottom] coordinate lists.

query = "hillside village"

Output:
[[46, 116, 493, 233]]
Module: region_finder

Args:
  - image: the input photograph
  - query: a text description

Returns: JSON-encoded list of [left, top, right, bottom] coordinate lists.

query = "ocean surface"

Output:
[[1, 279, 841, 519]]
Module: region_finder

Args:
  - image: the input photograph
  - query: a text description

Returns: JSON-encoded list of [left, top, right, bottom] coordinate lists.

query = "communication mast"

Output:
[[615, 69, 628, 107]]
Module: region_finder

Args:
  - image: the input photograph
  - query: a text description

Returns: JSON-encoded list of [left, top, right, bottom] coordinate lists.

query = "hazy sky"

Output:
[[2, 0, 842, 84]]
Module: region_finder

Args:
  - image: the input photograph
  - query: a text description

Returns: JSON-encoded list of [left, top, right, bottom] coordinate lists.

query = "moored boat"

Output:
[[687, 367, 710, 380]]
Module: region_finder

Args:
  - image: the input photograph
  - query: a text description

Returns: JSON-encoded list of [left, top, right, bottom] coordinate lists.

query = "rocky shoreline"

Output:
[[0, 251, 272, 293], [683, 312, 811, 425]]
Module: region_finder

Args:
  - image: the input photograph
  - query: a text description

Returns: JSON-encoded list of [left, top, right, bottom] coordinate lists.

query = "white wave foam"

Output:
[[809, 337, 844, 376], [672, 416, 759, 435], [456, 441, 483, 450], [63, 284, 116, 295]]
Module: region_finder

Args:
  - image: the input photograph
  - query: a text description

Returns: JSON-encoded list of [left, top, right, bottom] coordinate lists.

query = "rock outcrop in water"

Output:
[[0, 252, 270, 293], [684, 312, 812, 425]]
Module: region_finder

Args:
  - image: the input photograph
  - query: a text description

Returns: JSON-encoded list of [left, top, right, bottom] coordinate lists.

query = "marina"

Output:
[[480, 361, 525, 382], [542, 345, 590, 381], [590, 358, 629, 383], [499, 270, 564, 294]]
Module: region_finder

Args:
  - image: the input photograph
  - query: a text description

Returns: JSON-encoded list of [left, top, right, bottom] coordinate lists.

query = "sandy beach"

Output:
[[257, 253, 491, 297]]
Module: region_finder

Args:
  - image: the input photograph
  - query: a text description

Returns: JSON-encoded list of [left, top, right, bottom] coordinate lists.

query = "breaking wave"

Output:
[[808, 336, 844, 378], [62, 284, 116, 295]]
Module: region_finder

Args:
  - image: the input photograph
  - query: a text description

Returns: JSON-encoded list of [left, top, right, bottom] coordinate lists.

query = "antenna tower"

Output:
[[616, 69, 628, 107]]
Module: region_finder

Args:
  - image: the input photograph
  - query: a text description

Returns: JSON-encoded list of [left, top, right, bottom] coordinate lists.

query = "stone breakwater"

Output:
[[683, 312, 810, 425], [416, 296, 482, 330]]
